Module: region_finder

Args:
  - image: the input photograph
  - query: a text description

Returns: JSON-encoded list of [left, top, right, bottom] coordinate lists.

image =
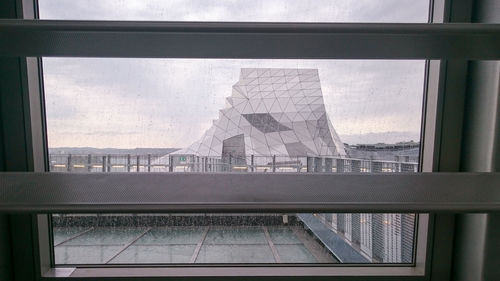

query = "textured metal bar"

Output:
[[0, 173, 499, 213], [0, 21, 499, 59]]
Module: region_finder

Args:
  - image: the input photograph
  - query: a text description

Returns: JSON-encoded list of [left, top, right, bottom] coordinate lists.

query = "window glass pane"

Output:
[[43, 58, 424, 264], [53, 213, 415, 264], [38, 0, 429, 23]]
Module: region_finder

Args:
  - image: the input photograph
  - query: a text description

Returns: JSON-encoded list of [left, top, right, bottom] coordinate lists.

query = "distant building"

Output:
[[346, 141, 420, 163], [173, 68, 346, 162]]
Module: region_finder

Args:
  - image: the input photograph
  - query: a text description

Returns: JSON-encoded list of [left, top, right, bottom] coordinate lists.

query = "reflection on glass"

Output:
[[44, 58, 423, 264]]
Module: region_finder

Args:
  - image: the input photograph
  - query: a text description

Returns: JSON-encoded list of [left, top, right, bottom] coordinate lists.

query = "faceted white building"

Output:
[[175, 68, 346, 160]]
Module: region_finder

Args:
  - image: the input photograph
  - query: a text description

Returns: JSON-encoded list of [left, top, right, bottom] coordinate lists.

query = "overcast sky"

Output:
[[39, 0, 429, 149]]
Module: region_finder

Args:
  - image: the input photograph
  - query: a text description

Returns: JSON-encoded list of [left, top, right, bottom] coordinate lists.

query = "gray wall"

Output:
[[453, 1, 500, 280]]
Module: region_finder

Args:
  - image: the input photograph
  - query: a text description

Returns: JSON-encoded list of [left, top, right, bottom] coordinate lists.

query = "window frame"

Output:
[[1, 0, 497, 280]]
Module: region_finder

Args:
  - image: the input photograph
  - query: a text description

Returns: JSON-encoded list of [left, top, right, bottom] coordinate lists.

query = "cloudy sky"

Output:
[[39, 0, 429, 149]]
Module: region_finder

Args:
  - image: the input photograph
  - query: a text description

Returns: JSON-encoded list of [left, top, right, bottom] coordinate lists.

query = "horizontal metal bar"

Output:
[[45, 265, 424, 279], [0, 20, 499, 59], [0, 173, 499, 213]]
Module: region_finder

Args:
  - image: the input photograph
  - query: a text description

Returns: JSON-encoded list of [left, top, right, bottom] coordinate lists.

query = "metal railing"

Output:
[[49, 154, 418, 173]]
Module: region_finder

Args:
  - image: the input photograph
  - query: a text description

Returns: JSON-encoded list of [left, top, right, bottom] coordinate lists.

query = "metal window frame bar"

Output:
[[0, 173, 499, 213], [0, 20, 499, 59]]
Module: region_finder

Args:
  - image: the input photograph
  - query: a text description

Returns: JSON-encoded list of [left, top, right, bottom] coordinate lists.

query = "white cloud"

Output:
[[43, 58, 425, 148], [39, 0, 428, 22]]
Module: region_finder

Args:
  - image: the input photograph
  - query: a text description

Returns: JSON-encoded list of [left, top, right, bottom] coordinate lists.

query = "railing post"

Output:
[[272, 155, 276, 172], [351, 159, 361, 172], [107, 154, 111, 172], [102, 155, 106, 172], [306, 157, 313, 173], [168, 155, 173, 172], [251, 155, 254, 172], [87, 154, 92, 172], [136, 155, 140, 172], [314, 157, 322, 172], [127, 154, 131, 172], [336, 159, 345, 173], [67, 154, 72, 172], [147, 154, 151, 172]]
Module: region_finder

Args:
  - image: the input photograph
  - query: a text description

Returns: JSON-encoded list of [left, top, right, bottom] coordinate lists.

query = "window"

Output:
[[0, 0, 500, 276], [38, 0, 432, 269]]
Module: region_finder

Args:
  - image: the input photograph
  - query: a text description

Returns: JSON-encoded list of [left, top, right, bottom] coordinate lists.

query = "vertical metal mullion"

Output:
[[424, 2, 475, 281], [0, 24, 47, 281], [0, 4, 49, 275]]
